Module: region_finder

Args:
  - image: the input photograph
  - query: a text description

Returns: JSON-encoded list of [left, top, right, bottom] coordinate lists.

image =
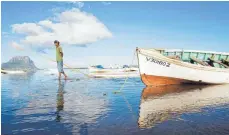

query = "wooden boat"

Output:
[[138, 84, 229, 128], [88, 65, 138, 73], [136, 48, 229, 86], [88, 65, 139, 78], [1, 69, 26, 74]]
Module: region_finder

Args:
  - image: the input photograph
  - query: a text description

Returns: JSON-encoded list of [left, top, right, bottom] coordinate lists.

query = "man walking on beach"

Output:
[[54, 40, 67, 80]]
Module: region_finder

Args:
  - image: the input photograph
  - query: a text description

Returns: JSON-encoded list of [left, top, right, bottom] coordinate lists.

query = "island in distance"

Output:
[[1, 56, 38, 74]]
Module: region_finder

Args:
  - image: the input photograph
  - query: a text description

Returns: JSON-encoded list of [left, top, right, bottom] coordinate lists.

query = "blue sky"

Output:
[[1, 1, 229, 68]]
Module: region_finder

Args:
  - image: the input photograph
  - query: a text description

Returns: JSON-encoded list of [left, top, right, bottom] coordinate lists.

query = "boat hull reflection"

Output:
[[138, 84, 229, 128]]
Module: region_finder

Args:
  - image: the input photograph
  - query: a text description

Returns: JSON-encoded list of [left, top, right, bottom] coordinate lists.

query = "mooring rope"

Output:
[[112, 51, 138, 120], [113, 51, 137, 93]]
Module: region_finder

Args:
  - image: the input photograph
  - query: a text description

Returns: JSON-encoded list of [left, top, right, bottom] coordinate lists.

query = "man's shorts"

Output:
[[57, 61, 64, 73]]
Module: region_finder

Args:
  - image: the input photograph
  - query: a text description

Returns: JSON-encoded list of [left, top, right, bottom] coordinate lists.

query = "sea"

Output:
[[2, 69, 229, 135]]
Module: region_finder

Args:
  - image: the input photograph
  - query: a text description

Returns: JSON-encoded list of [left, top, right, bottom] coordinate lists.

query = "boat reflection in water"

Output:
[[138, 84, 229, 129]]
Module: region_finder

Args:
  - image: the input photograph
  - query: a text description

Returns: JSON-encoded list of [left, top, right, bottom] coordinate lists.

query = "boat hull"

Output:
[[137, 48, 229, 86], [140, 74, 206, 86]]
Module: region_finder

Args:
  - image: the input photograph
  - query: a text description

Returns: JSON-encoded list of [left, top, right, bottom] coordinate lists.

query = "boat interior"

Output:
[[155, 49, 229, 69]]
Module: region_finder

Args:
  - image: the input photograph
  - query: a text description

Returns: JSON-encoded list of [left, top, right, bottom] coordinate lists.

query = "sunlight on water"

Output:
[[2, 69, 229, 135]]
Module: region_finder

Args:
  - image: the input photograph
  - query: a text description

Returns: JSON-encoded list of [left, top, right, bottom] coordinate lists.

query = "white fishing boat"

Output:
[[138, 84, 229, 128], [136, 48, 229, 86], [1, 69, 26, 74], [88, 65, 113, 73], [89, 72, 139, 78], [88, 65, 139, 78], [89, 65, 138, 73]]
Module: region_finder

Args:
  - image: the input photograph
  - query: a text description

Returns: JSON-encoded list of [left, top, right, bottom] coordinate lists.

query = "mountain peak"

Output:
[[2, 56, 38, 71]]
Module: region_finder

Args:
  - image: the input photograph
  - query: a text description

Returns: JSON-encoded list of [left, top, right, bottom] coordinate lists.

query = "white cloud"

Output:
[[102, 1, 111, 5], [11, 8, 112, 48], [69, 1, 84, 8], [9, 41, 24, 50], [12, 23, 46, 36]]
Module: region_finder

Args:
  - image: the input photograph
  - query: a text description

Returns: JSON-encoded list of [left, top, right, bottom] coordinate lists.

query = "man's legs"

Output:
[[60, 61, 67, 79], [57, 61, 67, 80], [58, 72, 62, 80], [57, 61, 63, 79], [58, 72, 67, 80], [62, 72, 67, 80]]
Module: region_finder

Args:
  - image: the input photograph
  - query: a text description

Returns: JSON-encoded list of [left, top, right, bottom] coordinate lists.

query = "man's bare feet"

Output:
[[64, 75, 67, 80]]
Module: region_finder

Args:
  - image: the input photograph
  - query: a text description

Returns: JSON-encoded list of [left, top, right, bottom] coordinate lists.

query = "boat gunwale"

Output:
[[144, 48, 229, 56], [138, 48, 229, 73]]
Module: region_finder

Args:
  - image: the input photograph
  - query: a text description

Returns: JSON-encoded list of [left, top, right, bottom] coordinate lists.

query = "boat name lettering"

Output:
[[146, 57, 170, 67]]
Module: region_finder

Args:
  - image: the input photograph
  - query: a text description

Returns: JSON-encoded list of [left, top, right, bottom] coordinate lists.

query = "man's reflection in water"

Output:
[[55, 79, 88, 135], [56, 80, 66, 122]]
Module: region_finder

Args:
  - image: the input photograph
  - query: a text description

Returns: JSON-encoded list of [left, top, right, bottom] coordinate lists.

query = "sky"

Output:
[[1, 1, 229, 68]]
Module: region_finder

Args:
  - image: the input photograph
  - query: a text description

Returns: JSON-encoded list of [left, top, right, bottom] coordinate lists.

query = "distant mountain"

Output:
[[1, 56, 38, 71]]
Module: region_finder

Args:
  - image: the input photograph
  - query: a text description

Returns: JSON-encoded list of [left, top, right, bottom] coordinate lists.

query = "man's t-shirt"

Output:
[[56, 46, 63, 62]]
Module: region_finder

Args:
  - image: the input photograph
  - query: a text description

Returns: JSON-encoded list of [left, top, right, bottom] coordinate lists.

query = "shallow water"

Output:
[[2, 69, 229, 135]]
